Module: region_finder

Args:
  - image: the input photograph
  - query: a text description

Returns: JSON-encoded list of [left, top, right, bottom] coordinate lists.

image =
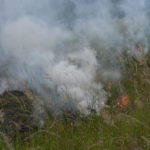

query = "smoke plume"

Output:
[[0, 0, 149, 116]]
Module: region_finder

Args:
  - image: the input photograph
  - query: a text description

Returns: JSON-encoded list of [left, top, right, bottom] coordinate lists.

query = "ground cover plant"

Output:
[[0, 53, 149, 150]]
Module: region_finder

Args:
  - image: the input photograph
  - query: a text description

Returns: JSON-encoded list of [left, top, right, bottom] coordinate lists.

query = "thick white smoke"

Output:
[[0, 0, 149, 115]]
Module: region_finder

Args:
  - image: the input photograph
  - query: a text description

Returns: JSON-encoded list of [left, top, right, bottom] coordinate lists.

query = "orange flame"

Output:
[[117, 96, 129, 108]]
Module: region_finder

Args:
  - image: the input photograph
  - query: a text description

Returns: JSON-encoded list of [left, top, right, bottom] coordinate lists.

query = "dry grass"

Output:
[[0, 53, 150, 150]]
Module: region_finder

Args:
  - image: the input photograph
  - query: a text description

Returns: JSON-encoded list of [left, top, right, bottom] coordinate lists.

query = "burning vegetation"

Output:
[[0, 0, 150, 149]]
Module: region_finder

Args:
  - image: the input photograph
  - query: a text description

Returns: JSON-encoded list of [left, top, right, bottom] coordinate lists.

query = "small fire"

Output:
[[117, 96, 129, 108]]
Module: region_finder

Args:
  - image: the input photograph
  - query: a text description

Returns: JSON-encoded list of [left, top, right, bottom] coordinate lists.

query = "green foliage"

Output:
[[0, 54, 150, 150]]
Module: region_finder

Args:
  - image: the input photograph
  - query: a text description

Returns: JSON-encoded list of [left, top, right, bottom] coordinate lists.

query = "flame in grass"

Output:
[[117, 96, 129, 108]]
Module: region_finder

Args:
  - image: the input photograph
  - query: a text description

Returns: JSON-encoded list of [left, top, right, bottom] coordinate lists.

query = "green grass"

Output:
[[11, 106, 149, 150], [0, 54, 150, 150]]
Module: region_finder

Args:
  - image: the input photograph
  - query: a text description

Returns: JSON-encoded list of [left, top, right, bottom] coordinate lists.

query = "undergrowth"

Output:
[[0, 53, 150, 150]]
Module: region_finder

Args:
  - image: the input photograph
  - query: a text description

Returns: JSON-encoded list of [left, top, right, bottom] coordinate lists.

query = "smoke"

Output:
[[0, 0, 149, 116]]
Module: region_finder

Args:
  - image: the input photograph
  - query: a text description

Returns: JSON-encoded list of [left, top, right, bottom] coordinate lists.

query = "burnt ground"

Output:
[[0, 91, 35, 141]]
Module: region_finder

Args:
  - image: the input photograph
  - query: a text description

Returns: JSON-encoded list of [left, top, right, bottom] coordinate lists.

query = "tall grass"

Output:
[[0, 54, 150, 150]]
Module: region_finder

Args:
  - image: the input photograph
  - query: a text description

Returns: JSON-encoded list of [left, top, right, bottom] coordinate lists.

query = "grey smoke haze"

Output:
[[0, 0, 149, 115]]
